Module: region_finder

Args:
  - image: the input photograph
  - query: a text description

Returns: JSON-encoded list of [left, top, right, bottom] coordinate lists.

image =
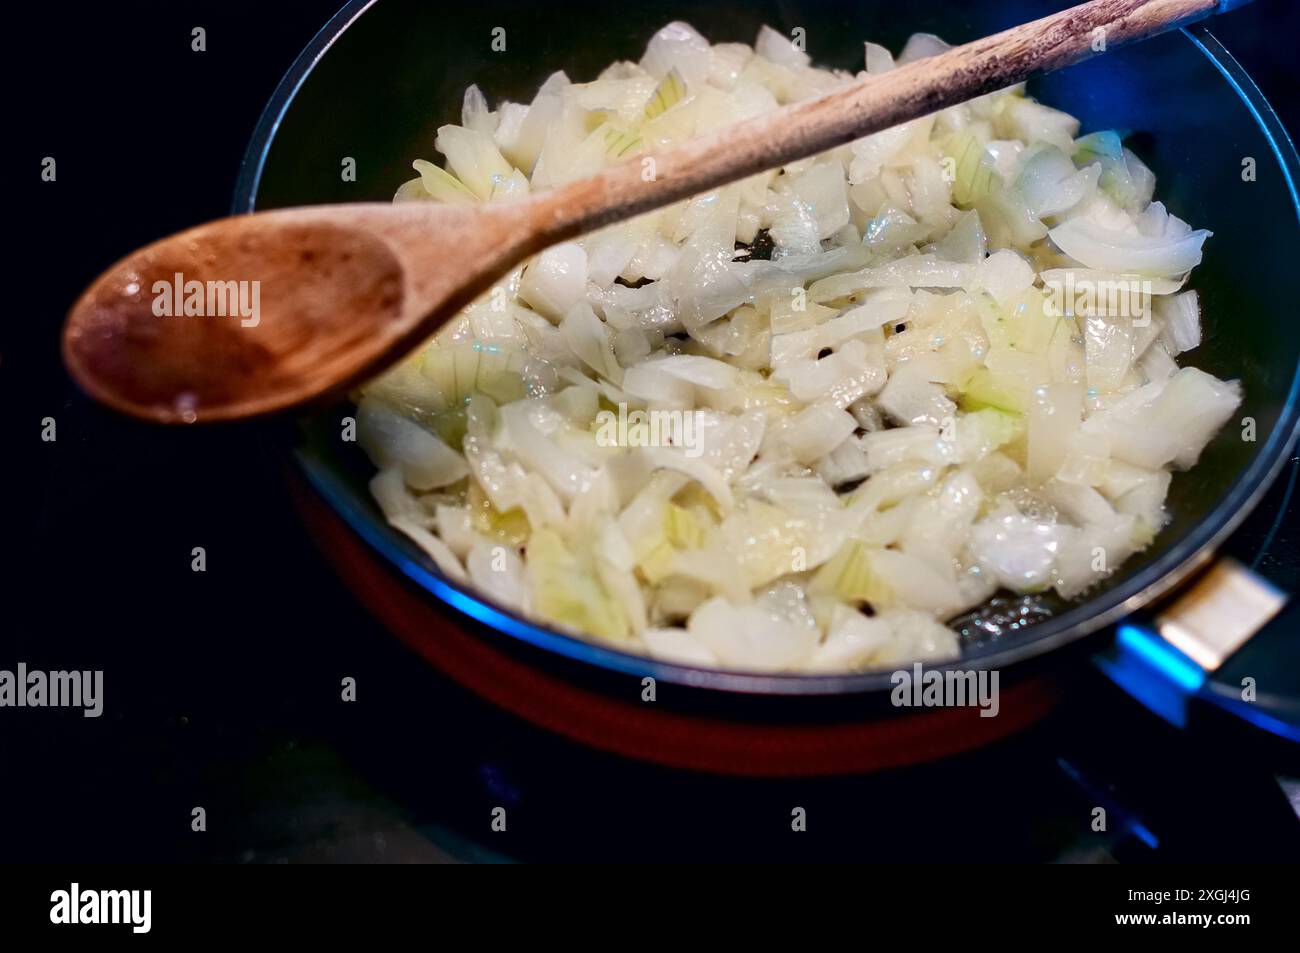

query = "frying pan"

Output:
[[236, 0, 1300, 772]]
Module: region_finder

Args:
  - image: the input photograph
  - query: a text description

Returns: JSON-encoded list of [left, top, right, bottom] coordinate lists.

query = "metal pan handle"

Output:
[[1095, 557, 1299, 743]]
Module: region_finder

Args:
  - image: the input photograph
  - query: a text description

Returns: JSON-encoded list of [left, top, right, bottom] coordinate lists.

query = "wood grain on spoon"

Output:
[[63, 0, 1229, 423]]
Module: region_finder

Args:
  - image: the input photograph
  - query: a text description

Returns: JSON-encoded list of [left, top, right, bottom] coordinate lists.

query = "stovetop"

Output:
[[5, 0, 1299, 863]]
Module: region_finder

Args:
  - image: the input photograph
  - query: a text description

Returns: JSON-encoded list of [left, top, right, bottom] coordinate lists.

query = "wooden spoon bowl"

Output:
[[63, 203, 539, 422]]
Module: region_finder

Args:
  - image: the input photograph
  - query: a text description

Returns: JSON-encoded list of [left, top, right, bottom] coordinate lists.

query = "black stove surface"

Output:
[[5, 0, 1299, 863]]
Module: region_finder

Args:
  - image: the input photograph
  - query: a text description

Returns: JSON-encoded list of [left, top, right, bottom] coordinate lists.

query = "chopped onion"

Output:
[[355, 20, 1240, 674], [1158, 289, 1201, 355], [1049, 218, 1211, 278], [518, 243, 589, 322], [774, 403, 859, 463], [357, 399, 468, 490], [898, 32, 950, 64], [641, 21, 711, 87]]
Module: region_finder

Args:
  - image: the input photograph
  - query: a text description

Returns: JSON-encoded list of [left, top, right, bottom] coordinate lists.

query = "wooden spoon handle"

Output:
[[526, 0, 1226, 242]]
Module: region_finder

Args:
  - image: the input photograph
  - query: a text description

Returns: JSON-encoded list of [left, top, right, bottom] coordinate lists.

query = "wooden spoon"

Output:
[[64, 0, 1239, 423]]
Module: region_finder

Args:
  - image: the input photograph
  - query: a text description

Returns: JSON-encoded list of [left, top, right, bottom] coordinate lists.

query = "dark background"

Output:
[[3, 1, 1299, 862]]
